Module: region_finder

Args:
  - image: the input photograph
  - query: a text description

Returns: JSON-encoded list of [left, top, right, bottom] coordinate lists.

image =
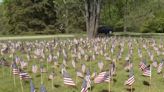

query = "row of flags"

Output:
[[0, 37, 164, 92]]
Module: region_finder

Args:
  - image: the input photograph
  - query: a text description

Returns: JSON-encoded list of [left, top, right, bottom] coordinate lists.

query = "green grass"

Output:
[[0, 36, 164, 92]]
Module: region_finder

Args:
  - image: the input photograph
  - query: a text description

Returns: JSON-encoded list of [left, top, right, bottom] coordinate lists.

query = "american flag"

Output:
[[40, 84, 47, 92], [30, 80, 35, 92], [152, 60, 158, 68], [48, 72, 55, 80], [85, 70, 91, 88], [40, 65, 46, 73], [143, 65, 151, 77], [32, 64, 38, 73], [63, 71, 76, 86], [139, 60, 147, 71], [104, 72, 111, 83], [157, 59, 164, 74], [124, 69, 135, 86], [81, 79, 88, 92], [94, 72, 106, 83], [19, 70, 31, 80], [81, 64, 86, 73], [12, 62, 19, 75], [110, 62, 116, 76], [98, 61, 104, 72], [124, 60, 133, 71], [76, 70, 84, 78]]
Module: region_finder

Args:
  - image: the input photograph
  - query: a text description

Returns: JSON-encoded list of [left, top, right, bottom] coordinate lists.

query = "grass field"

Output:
[[0, 34, 164, 92]]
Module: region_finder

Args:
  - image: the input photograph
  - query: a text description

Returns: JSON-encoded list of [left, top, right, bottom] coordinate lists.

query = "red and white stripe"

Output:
[[19, 72, 31, 80], [139, 62, 147, 71], [124, 75, 135, 86], [12, 68, 19, 75], [157, 63, 163, 73], [143, 69, 151, 77], [94, 72, 106, 83], [64, 77, 76, 86]]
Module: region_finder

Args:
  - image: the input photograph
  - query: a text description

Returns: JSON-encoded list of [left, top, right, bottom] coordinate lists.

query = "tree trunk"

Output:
[[123, 0, 128, 32], [84, 0, 101, 38]]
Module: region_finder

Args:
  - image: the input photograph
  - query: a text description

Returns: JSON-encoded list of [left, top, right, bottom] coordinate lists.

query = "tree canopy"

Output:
[[0, 0, 164, 35]]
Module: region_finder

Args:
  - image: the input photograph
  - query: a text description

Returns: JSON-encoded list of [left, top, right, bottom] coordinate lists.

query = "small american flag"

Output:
[[152, 60, 158, 68], [143, 65, 151, 77], [72, 59, 76, 68], [139, 60, 147, 71], [30, 80, 35, 92], [98, 61, 104, 72], [12, 62, 19, 75], [40, 65, 46, 73], [81, 79, 88, 92], [32, 65, 38, 73], [94, 72, 106, 83], [40, 84, 47, 92], [19, 70, 31, 80], [81, 64, 86, 73], [124, 69, 135, 86], [157, 59, 164, 74], [85, 70, 91, 88], [104, 72, 111, 83], [63, 71, 76, 86], [76, 70, 84, 78], [110, 62, 116, 76]]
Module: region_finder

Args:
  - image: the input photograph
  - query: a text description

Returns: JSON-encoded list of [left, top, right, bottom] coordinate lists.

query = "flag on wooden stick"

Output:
[[63, 71, 76, 86], [30, 80, 35, 92], [143, 65, 151, 77], [40, 84, 47, 92], [124, 68, 135, 86], [12, 62, 19, 75], [157, 59, 163, 74], [81, 79, 88, 92]]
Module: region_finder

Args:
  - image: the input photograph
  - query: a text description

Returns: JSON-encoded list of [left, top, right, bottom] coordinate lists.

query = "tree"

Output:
[[84, 0, 101, 38]]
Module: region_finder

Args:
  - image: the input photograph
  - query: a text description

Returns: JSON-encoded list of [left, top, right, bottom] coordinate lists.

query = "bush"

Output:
[[140, 16, 164, 33]]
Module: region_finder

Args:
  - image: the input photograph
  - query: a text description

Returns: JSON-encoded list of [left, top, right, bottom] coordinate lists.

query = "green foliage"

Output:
[[0, 0, 164, 35], [141, 17, 164, 33]]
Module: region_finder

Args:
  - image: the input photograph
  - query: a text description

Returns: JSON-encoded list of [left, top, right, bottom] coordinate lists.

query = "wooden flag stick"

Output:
[[10, 66, 12, 77], [108, 81, 111, 92], [52, 79, 54, 90], [47, 60, 49, 71], [149, 65, 152, 92], [20, 80, 24, 92], [75, 76, 77, 84], [130, 85, 132, 92], [41, 73, 43, 85], [2, 64, 5, 78], [13, 74, 16, 87]]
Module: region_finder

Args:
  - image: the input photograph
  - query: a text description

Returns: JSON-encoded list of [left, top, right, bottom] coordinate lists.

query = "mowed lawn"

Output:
[[0, 35, 164, 92]]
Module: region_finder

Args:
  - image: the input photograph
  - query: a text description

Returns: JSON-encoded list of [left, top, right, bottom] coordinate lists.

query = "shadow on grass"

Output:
[[36, 74, 41, 77], [143, 81, 150, 86], [113, 78, 117, 83], [125, 87, 135, 92], [54, 84, 61, 88]]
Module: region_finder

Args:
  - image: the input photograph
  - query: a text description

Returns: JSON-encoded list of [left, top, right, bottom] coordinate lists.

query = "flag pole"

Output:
[[10, 66, 12, 77], [130, 85, 132, 92], [20, 79, 24, 92], [108, 81, 111, 92], [52, 78, 54, 90], [13, 74, 16, 87], [41, 72, 43, 85], [149, 65, 152, 92]]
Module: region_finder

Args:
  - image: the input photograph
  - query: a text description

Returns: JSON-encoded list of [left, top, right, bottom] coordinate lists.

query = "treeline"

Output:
[[0, 0, 164, 35]]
